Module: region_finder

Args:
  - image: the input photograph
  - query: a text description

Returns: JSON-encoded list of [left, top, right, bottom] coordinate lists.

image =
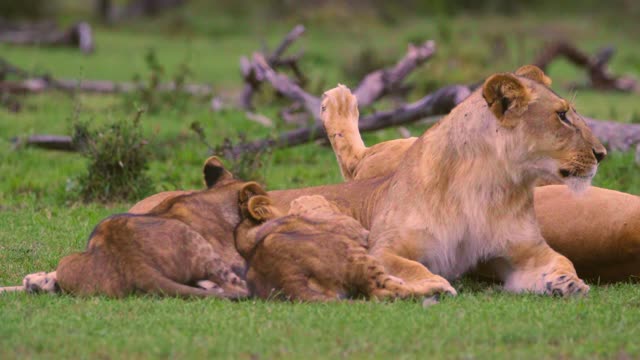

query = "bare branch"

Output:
[[227, 85, 470, 157], [239, 25, 306, 110], [533, 41, 639, 93], [354, 40, 436, 106], [0, 22, 94, 54], [252, 53, 321, 120]]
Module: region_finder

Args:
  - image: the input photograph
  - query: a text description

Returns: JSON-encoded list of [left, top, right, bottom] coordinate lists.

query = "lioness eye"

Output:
[[557, 111, 571, 125]]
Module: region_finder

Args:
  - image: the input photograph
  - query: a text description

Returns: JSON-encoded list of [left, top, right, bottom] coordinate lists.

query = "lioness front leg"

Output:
[[369, 226, 457, 297], [23, 271, 59, 294], [501, 239, 589, 296], [371, 249, 457, 297]]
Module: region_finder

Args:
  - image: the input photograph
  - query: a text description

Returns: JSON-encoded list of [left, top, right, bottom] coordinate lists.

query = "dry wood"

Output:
[[240, 25, 307, 110], [14, 135, 76, 152], [533, 41, 638, 93], [0, 77, 213, 96], [353, 40, 436, 106], [242, 36, 437, 115], [0, 22, 94, 54], [0, 57, 213, 96], [226, 84, 471, 157]]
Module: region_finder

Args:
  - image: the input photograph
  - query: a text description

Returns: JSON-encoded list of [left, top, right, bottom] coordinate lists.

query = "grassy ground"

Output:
[[1, 5, 640, 359]]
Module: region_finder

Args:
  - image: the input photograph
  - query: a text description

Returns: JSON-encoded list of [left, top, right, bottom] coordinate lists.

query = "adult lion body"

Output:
[[322, 67, 640, 283]]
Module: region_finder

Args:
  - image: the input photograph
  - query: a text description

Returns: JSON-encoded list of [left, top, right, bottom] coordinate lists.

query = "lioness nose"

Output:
[[593, 148, 606, 163]]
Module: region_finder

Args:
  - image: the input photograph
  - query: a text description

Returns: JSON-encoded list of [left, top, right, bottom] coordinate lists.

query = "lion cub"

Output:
[[235, 184, 410, 301]]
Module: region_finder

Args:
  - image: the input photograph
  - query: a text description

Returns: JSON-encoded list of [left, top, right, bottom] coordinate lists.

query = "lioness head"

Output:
[[482, 65, 606, 192]]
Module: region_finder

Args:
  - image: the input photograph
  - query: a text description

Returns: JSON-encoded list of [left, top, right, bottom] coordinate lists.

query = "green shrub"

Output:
[[71, 110, 153, 203]]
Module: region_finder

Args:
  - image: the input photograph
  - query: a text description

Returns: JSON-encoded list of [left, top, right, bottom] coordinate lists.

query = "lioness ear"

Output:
[[238, 181, 268, 204], [515, 65, 552, 87], [247, 195, 275, 221], [203, 156, 233, 188], [482, 73, 531, 127]]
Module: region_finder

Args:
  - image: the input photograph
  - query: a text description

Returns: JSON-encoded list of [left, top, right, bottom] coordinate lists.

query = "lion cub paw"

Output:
[[23, 272, 59, 294], [542, 273, 589, 297]]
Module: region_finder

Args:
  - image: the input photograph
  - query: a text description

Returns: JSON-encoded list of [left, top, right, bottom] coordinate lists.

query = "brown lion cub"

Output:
[[234, 184, 411, 302], [6, 157, 252, 298]]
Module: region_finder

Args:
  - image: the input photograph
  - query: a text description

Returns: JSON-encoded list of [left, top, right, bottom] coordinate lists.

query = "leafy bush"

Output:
[[71, 110, 153, 203]]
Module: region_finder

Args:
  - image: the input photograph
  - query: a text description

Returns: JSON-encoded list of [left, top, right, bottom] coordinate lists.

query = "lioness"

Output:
[[235, 185, 411, 301], [288, 64, 605, 297], [322, 65, 640, 283], [6, 157, 251, 298]]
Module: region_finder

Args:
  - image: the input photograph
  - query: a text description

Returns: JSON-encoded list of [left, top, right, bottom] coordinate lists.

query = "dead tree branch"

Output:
[[240, 25, 307, 110], [252, 52, 321, 120], [353, 40, 436, 106], [226, 85, 471, 157], [533, 41, 638, 93]]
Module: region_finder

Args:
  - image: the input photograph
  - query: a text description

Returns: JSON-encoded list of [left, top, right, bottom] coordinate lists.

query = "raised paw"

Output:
[[321, 85, 359, 127], [23, 271, 59, 294], [542, 272, 589, 297]]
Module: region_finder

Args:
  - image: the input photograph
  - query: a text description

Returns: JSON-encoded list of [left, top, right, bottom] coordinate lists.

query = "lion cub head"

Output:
[[482, 65, 606, 192], [234, 188, 384, 301]]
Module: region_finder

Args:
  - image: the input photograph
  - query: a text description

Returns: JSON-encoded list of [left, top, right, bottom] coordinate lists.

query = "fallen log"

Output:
[[0, 57, 214, 96], [13, 135, 75, 152], [0, 22, 94, 54], [533, 41, 638, 93]]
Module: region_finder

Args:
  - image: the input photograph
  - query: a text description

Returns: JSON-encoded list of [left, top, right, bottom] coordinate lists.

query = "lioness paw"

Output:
[[23, 272, 59, 294], [542, 272, 589, 297], [321, 85, 359, 126]]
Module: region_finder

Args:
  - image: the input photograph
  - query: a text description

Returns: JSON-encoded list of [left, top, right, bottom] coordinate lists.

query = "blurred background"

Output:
[[1, 0, 639, 205]]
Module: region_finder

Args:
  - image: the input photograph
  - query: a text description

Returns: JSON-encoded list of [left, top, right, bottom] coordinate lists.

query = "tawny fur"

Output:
[[15, 157, 252, 298], [235, 190, 411, 301], [313, 65, 607, 296], [8, 67, 634, 298], [321, 67, 640, 283]]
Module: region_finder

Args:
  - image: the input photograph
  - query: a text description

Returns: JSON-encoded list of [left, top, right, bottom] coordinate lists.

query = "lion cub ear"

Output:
[[238, 182, 268, 204], [482, 73, 531, 127], [247, 195, 278, 221], [515, 65, 552, 87], [203, 156, 233, 188]]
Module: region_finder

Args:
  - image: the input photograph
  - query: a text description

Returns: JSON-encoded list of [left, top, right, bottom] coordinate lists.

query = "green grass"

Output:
[[1, 6, 640, 359], [2, 285, 640, 359]]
